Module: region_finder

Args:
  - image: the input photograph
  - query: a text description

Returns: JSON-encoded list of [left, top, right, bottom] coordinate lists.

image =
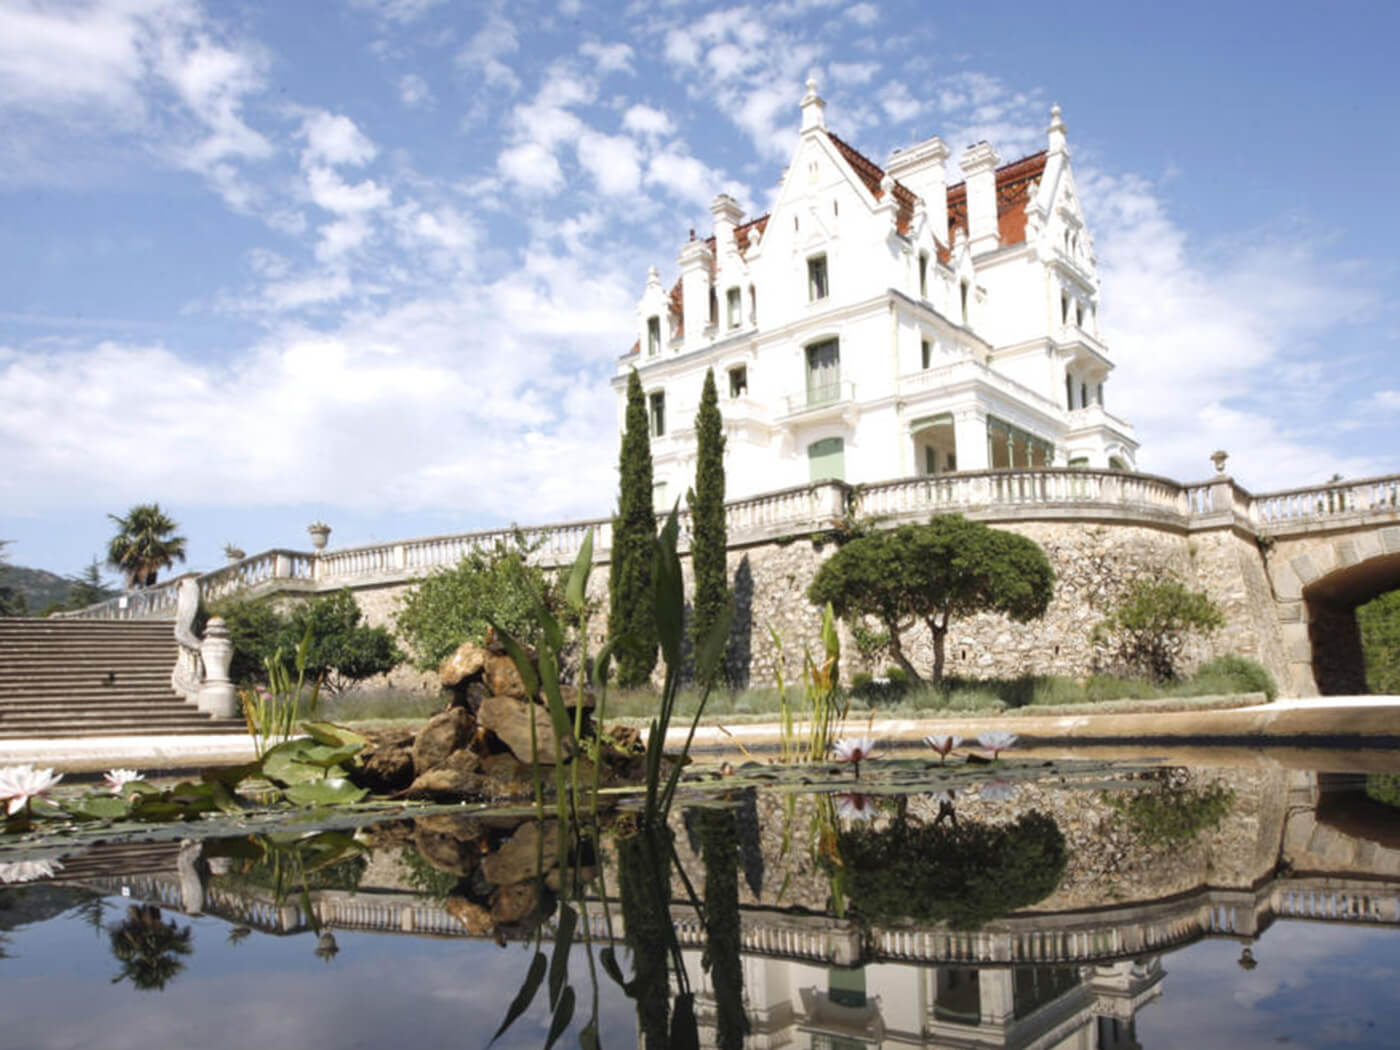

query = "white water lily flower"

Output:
[[104, 769, 142, 794], [924, 735, 962, 764], [836, 793, 879, 821], [0, 858, 63, 883], [0, 765, 63, 815], [977, 731, 1018, 758]]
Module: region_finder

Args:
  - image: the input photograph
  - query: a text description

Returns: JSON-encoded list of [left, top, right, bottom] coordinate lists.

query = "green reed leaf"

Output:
[[491, 951, 546, 1044]]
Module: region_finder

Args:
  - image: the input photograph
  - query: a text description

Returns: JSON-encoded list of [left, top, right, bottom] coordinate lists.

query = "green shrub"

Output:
[[1193, 655, 1277, 699], [838, 812, 1067, 929], [940, 690, 1007, 713], [1366, 775, 1400, 809], [1108, 779, 1234, 847], [1094, 576, 1224, 681], [1085, 674, 1155, 701], [1358, 591, 1400, 694], [1029, 676, 1086, 706], [395, 532, 564, 670], [209, 590, 402, 695]]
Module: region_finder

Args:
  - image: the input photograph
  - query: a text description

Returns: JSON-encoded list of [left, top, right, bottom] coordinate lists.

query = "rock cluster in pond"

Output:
[[352, 632, 646, 801]]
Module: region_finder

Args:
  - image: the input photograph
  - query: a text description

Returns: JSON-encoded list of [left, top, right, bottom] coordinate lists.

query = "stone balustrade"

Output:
[[52, 467, 1400, 619], [85, 872, 1400, 965]]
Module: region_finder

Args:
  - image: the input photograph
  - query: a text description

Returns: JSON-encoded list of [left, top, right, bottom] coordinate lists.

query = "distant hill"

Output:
[[0, 564, 119, 616]]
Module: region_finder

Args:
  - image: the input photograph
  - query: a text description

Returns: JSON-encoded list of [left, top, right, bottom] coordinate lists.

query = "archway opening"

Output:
[[1303, 552, 1400, 695]]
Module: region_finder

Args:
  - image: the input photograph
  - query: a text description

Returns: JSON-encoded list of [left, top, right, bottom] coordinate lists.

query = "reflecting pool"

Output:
[[3, 759, 1398, 1049]]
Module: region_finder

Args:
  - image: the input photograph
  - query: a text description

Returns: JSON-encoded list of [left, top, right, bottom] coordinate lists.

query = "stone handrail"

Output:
[[49, 469, 1400, 619], [1250, 474, 1400, 528], [853, 468, 1189, 523]]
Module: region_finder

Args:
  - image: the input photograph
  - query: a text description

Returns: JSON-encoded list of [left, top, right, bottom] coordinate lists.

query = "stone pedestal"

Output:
[[197, 617, 238, 718]]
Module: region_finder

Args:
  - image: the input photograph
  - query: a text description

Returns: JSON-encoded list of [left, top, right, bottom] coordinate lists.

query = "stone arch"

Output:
[[1300, 550, 1400, 694]]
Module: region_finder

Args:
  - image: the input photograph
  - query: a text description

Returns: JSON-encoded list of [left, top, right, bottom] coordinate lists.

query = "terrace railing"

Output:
[[52, 468, 1400, 619]]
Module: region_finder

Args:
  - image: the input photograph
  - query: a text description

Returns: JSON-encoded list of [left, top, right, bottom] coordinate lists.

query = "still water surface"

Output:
[[2, 759, 1397, 1050]]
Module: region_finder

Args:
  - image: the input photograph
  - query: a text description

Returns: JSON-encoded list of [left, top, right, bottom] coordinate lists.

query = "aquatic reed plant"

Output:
[[240, 629, 322, 757]]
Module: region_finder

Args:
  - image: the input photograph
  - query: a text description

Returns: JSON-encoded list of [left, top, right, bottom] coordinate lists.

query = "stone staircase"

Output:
[[0, 618, 244, 739]]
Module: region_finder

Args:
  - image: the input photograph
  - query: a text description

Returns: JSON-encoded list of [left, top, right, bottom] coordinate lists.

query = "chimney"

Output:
[[887, 135, 950, 245], [800, 75, 826, 133], [677, 237, 713, 351], [960, 141, 1001, 256], [710, 193, 744, 284]]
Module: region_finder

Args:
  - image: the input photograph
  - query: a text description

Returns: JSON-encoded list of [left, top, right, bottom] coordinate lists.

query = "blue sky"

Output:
[[1, 0, 1396, 578]]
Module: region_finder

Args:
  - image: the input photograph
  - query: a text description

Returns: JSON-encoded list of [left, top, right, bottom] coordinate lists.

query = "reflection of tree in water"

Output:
[[108, 904, 193, 991], [836, 806, 1067, 929], [698, 807, 751, 1050]]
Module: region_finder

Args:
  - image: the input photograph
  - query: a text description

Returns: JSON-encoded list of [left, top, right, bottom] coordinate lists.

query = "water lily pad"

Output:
[[283, 779, 369, 806]]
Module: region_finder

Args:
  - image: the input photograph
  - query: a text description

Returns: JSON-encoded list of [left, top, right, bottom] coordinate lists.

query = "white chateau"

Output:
[[613, 80, 1137, 506]]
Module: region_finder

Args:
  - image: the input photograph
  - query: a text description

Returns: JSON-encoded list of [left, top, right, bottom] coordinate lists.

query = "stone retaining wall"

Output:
[[333, 515, 1291, 696]]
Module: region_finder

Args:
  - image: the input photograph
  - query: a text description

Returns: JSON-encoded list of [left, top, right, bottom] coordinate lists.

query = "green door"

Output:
[[808, 437, 845, 482]]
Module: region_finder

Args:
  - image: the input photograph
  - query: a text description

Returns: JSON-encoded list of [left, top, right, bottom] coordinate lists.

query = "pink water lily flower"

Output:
[[0, 765, 63, 815], [924, 735, 962, 765], [832, 737, 881, 779], [977, 731, 1018, 759], [104, 769, 143, 794]]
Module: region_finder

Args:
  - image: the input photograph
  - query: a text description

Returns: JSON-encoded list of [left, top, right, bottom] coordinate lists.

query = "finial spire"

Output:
[[800, 74, 826, 132], [1048, 103, 1068, 154]]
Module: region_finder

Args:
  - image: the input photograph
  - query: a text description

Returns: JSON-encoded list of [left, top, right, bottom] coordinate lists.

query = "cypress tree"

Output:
[[689, 367, 728, 678], [610, 368, 659, 687]]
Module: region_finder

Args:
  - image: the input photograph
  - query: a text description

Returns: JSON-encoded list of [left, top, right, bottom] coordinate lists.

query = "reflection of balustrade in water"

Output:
[[80, 873, 1400, 966]]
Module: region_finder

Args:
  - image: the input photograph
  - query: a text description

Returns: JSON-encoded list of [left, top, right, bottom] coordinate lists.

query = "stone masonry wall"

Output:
[[311, 516, 1289, 696]]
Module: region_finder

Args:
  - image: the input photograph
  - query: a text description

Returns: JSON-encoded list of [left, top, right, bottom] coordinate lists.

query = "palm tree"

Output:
[[106, 504, 187, 588], [108, 904, 193, 991]]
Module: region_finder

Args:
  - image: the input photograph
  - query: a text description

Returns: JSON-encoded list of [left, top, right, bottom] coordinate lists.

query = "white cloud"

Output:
[[350, 0, 445, 22], [880, 82, 921, 123], [398, 73, 433, 108], [845, 2, 879, 26], [301, 112, 377, 167], [306, 167, 392, 214], [498, 142, 565, 195], [622, 104, 675, 137], [829, 61, 878, 86], [577, 132, 642, 196], [645, 148, 748, 211], [457, 8, 521, 92], [579, 40, 635, 75], [1090, 170, 1386, 489], [1366, 390, 1400, 411]]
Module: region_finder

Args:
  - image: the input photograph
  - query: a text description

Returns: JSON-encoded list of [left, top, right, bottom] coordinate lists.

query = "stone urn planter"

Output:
[[223, 544, 245, 564], [307, 522, 332, 550]]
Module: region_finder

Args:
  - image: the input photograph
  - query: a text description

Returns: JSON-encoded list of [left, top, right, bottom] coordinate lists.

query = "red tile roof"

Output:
[[826, 132, 918, 235], [945, 150, 1048, 247]]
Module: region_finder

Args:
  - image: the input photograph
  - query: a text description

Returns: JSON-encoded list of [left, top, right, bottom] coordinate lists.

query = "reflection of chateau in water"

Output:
[[60, 767, 1400, 1048]]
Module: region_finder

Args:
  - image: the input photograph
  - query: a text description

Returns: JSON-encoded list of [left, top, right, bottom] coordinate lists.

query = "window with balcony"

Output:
[[808, 254, 829, 301], [649, 391, 665, 437], [728, 365, 747, 398], [805, 339, 840, 406], [726, 286, 741, 329], [646, 315, 661, 357]]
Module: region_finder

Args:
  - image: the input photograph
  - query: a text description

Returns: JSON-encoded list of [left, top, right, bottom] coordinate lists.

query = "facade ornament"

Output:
[[171, 578, 203, 701], [197, 617, 237, 718], [1211, 450, 1229, 474], [308, 521, 332, 550]]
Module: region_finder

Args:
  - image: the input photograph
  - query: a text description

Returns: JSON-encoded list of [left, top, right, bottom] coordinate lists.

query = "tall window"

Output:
[[649, 391, 665, 437], [1065, 373, 1074, 409], [959, 279, 969, 324], [805, 339, 840, 406], [708, 287, 718, 326], [921, 338, 932, 370], [646, 315, 661, 357], [808, 254, 829, 301], [728, 365, 748, 398], [726, 287, 741, 329], [919, 251, 929, 298], [808, 436, 845, 482]]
